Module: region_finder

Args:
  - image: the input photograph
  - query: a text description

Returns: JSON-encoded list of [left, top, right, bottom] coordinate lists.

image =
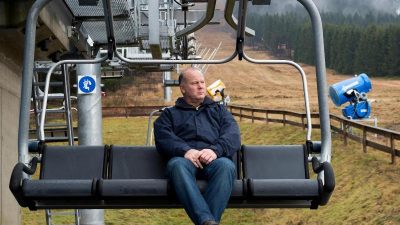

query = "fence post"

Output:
[[266, 111, 269, 124], [251, 108, 254, 123], [301, 114, 305, 130], [125, 107, 128, 118], [283, 112, 286, 127], [239, 108, 242, 122], [362, 126, 367, 153], [343, 120, 348, 146], [390, 134, 396, 164]]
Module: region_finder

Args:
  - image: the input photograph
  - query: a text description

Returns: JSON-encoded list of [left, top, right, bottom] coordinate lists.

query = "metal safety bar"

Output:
[[146, 107, 169, 146], [39, 57, 108, 141], [61, 64, 75, 146], [242, 54, 312, 141]]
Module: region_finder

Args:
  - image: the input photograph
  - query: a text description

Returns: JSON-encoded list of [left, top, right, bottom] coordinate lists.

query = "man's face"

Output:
[[180, 69, 206, 103]]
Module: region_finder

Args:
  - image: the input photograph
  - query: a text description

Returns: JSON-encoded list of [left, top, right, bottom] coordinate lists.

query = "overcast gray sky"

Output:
[[244, 0, 400, 15]]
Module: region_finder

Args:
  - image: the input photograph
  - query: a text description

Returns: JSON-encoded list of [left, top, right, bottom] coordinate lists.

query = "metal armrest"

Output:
[[320, 162, 335, 205], [9, 157, 39, 207]]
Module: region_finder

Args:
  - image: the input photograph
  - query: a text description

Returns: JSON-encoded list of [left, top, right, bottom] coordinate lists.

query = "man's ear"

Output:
[[180, 86, 185, 94]]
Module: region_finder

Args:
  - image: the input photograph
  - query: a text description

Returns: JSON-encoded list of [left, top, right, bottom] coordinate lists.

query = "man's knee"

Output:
[[212, 158, 236, 175], [167, 157, 193, 176]]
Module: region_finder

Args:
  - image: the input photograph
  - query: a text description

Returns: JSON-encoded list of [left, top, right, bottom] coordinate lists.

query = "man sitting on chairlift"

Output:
[[154, 67, 241, 225]]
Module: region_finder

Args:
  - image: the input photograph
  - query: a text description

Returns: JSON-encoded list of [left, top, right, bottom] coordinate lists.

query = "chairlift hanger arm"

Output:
[[297, 0, 331, 165], [19, 0, 52, 165], [175, 0, 216, 37], [224, 0, 255, 37], [235, 0, 248, 60], [102, 0, 115, 59]]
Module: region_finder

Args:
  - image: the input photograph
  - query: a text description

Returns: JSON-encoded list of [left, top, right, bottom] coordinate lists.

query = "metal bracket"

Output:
[[236, 37, 244, 60], [107, 37, 115, 60]]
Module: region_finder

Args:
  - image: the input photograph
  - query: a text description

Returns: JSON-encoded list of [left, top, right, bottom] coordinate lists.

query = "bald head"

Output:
[[178, 67, 206, 107], [179, 67, 204, 86]]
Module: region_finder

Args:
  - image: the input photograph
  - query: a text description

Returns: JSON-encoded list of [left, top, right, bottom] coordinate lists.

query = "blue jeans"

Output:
[[167, 157, 236, 225]]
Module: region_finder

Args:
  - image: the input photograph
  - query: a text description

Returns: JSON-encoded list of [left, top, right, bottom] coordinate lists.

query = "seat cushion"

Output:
[[100, 179, 169, 197], [100, 179, 245, 198], [22, 179, 95, 197], [249, 179, 320, 198]]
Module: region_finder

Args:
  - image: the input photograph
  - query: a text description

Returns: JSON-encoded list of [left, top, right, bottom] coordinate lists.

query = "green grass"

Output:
[[22, 117, 400, 225]]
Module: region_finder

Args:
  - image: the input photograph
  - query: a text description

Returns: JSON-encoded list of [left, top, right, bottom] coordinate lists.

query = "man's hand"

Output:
[[199, 149, 217, 165], [184, 149, 203, 169]]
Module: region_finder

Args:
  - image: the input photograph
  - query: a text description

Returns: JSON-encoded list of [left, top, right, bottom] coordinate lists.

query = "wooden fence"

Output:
[[102, 105, 400, 164], [228, 105, 400, 164]]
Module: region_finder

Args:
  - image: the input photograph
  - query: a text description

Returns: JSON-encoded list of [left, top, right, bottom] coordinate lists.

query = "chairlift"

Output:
[[10, 0, 334, 211]]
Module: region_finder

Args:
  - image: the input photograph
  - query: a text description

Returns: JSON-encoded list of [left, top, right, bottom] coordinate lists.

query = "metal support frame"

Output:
[[62, 64, 75, 146], [76, 63, 104, 225], [149, 0, 162, 59], [163, 71, 172, 101]]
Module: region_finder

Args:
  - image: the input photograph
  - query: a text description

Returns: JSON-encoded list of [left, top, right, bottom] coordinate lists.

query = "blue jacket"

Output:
[[154, 97, 241, 159]]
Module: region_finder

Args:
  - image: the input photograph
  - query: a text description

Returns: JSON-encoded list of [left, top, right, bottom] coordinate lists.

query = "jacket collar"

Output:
[[175, 96, 215, 109]]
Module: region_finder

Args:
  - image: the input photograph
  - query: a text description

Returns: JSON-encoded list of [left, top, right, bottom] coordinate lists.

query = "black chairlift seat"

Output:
[[10, 146, 107, 209], [10, 144, 334, 210], [242, 145, 332, 208], [99, 146, 244, 208]]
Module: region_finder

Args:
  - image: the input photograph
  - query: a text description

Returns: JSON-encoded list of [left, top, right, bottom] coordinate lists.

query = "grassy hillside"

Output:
[[102, 24, 400, 131], [22, 117, 400, 225]]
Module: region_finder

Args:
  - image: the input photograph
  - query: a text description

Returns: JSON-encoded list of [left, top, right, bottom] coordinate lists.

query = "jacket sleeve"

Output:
[[209, 106, 241, 158], [154, 110, 192, 158]]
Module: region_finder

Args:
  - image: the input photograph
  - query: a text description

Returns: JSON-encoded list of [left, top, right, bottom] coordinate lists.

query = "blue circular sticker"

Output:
[[78, 76, 96, 93]]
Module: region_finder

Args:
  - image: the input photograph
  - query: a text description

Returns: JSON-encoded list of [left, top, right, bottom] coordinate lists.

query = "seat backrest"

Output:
[[40, 145, 106, 179], [242, 145, 309, 179], [109, 146, 241, 179], [231, 151, 240, 179], [109, 146, 167, 179]]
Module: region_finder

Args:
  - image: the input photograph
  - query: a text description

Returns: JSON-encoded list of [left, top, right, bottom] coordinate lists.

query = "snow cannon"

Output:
[[329, 73, 372, 119], [207, 79, 230, 105]]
